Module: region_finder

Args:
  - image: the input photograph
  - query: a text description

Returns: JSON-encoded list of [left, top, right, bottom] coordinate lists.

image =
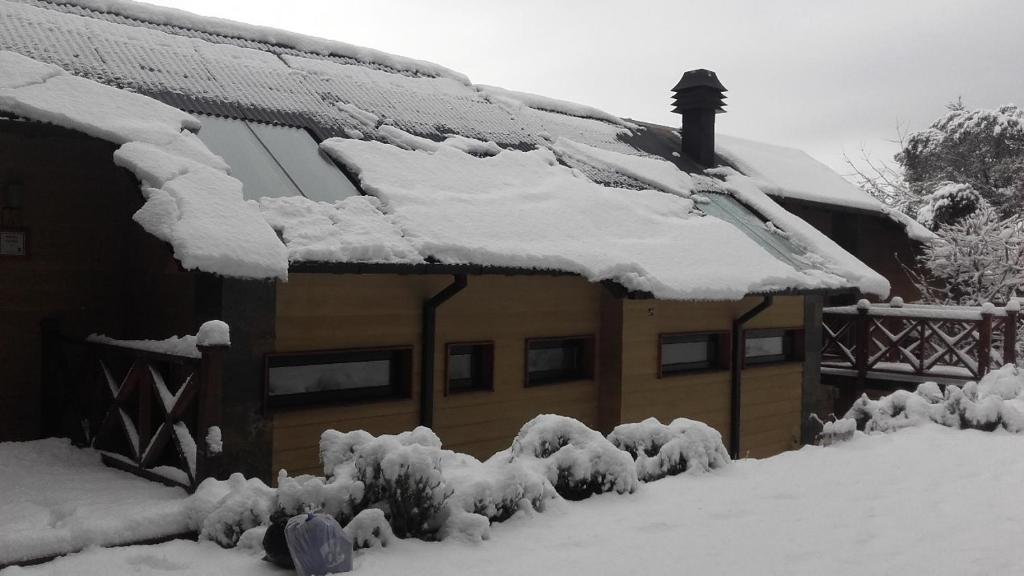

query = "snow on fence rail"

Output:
[[41, 321, 230, 491], [822, 299, 1020, 387]]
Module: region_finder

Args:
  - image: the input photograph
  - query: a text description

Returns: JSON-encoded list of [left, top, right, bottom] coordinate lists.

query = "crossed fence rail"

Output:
[[822, 300, 1020, 385]]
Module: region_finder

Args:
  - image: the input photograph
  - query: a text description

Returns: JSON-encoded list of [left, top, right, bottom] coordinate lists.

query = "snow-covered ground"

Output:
[[5, 425, 1023, 575], [0, 439, 191, 566]]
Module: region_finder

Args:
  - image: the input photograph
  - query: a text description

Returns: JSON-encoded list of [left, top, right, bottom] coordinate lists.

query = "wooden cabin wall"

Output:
[[432, 275, 602, 459], [272, 273, 443, 476], [618, 296, 805, 458], [270, 274, 807, 477], [0, 122, 197, 442], [271, 273, 603, 477]]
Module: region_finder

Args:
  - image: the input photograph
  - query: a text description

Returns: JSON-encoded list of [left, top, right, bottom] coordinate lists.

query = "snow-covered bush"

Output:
[[321, 427, 441, 477], [343, 508, 394, 550], [846, 365, 1024, 433], [508, 415, 638, 500], [318, 426, 556, 541], [276, 469, 365, 525], [189, 416, 726, 551], [321, 429, 375, 477], [369, 443, 452, 538], [195, 473, 276, 547], [444, 453, 552, 523], [607, 417, 730, 482], [321, 427, 451, 537], [815, 418, 857, 446]]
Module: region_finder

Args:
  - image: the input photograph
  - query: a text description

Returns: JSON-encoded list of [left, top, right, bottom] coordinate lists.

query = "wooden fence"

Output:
[[822, 301, 1020, 385], [41, 322, 226, 491]]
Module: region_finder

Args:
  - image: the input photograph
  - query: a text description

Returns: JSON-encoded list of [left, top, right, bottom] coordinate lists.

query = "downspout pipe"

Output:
[[730, 295, 774, 458], [420, 274, 468, 428]]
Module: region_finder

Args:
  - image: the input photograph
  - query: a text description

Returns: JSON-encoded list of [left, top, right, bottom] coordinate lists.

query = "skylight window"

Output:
[[195, 115, 360, 202], [698, 193, 808, 270], [248, 123, 361, 202]]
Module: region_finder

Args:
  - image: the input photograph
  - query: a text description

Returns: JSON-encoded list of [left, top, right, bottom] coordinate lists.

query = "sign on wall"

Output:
[[0, 228, 27, 257]]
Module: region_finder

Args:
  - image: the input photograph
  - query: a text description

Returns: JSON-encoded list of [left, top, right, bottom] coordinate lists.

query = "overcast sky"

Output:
[[146, 0, 1024, 174]]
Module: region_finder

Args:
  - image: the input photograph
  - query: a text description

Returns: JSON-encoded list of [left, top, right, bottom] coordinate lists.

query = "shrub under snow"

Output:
[[188, 415, 728, 553], [275, 470, 365, 525], [815, 418, 857, 446], [193, 473, 276, 547], [444, 452, 552, 523], [344, 508, 395, 550], [607, 417, 730, 482], [507, 415, 638, 500], [846, 364, 1024, 433]]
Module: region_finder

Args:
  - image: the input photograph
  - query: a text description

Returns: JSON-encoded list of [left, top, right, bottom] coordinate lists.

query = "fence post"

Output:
[[855, 301, 870, 397], [1004, 306, 1019, 367], [978, 305, 993, 378], [195, 342, 227, 487], [917, 320, 927, 374]]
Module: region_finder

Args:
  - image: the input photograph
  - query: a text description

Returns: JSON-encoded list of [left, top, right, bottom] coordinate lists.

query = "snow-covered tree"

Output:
[[915, 181, 986, 231], [898, 103, 1024, 226], [843, 145, 921, 216], [908, 204, 1024, 305], [843, 122, 923, 217]]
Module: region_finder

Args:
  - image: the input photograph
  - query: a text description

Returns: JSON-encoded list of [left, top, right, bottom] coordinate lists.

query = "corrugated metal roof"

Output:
[[1, 0, 636, 151], [0, 0, 829, 277]]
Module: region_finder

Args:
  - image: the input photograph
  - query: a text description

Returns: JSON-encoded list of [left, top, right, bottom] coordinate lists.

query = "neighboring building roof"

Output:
[[716, 135, 935, 242], [0, 0, 894, 299], [717, 135, 882, 212]]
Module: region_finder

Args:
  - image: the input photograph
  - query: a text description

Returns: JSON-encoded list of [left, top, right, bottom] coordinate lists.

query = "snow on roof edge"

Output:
[[319, 131, 862, 301], [709, 166, 891, 298], [0, 49, 289, 280], [35, 0, 472, 84]]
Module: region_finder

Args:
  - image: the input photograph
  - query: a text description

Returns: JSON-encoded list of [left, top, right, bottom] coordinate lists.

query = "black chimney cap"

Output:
[[672, 69, 727, 93]]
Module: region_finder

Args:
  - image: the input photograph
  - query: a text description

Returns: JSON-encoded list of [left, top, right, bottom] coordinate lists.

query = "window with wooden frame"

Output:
[[743, 329, 804, 365], [525, 336, 593, 386], [265, 347, 412, 408], [658, 332, 729, 377], [446, 342, 494, 394]]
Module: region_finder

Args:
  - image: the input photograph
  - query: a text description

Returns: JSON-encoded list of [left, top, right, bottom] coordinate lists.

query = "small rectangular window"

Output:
[[744, 329, 801, 365], [266, 347, 411, 407], [659, 333, 724, 376], [446, 342, 494, 394], [525, 337, 591, 386]]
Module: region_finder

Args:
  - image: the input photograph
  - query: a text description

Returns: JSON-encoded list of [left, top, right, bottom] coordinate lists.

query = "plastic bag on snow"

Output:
[[285, 512, 353, 575]]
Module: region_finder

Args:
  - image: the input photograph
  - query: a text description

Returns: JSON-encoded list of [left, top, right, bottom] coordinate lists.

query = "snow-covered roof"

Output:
[[716, 135, 935, 242], [0, 0, 894, 299], [0, 50, 288, 279]]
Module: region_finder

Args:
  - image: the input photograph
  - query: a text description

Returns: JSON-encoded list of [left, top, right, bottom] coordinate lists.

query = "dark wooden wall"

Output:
[[779, 200, 923, 302], [0, 121, 197, 441]]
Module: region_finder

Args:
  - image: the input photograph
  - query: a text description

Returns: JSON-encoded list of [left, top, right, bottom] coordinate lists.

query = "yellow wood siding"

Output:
[[271, 274, 602, 476], [271, 273, 806, 476], [619, 296, 804, 455]]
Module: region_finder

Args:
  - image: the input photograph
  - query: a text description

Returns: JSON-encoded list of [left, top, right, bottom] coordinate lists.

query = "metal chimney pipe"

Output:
[[671, 69, 727, 167]]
